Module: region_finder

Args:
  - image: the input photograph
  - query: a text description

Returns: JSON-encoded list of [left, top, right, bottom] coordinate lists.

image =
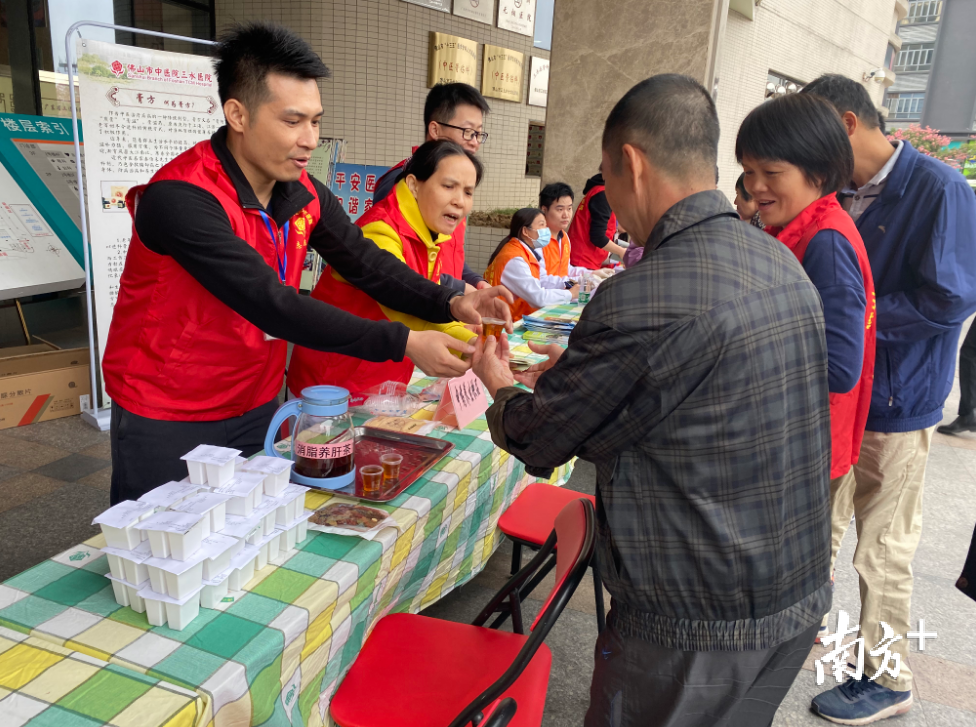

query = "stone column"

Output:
[[544, 0, 729, 194]]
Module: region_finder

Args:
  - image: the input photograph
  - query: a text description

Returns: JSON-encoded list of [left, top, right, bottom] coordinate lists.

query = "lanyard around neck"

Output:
[[258, 210, 289, 284]]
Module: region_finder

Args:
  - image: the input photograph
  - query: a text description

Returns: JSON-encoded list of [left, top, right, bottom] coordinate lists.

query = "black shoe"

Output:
[[937, 414, 976, 435]]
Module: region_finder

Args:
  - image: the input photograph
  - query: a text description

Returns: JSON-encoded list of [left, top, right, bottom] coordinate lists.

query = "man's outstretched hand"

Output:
[[471, 334, 514, 398], [449, 286, 514, 333], [512, 342, 564, 389]]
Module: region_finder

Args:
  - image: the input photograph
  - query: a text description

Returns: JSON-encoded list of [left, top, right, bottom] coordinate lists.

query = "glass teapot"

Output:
[[263, 385, 356, 489]]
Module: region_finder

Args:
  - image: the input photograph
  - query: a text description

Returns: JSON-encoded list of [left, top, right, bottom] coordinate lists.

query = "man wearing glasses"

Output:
[[373, 83, 491, 292]]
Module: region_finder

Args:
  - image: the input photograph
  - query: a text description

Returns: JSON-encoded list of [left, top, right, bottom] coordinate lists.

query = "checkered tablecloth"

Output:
[[0, 307, 575, 727]]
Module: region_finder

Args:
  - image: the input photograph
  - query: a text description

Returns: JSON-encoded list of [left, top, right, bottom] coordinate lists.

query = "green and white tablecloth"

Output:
[[0, 305, 580, 727]]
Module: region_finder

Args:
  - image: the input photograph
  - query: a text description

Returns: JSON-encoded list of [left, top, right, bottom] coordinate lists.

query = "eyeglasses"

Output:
[[437, 122, 489, 145]]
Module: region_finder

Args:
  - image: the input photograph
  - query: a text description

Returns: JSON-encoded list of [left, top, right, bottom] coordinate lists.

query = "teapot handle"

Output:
[[263, 398, 303, 459]]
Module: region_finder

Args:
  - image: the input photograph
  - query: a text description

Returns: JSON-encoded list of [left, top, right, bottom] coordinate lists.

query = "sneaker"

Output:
[[811, 676, 913, 725]]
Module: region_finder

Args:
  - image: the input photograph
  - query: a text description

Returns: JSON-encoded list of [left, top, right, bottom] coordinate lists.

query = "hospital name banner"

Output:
[[77, 38, 225, 404]]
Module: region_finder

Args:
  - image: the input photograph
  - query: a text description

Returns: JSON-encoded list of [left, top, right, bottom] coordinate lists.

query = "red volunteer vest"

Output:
[[769, 195, 876, 478], [286, 185, 466, 398], [484, 239, 541, 322], [568, 185, 617, 269], [101, 140, 317, 421]]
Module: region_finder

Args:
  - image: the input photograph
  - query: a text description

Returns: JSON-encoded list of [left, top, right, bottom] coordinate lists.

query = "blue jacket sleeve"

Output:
[[802, 230, 867, 394], [876, 180, 976, 344]]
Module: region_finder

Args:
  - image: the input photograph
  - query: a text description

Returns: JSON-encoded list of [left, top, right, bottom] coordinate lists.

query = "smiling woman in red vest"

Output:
[[737, 93, 876, 581], [287, 140, 482, 398]]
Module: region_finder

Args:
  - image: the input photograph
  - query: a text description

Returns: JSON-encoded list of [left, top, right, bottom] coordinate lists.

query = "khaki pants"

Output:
[[825, 428, 933, 691]]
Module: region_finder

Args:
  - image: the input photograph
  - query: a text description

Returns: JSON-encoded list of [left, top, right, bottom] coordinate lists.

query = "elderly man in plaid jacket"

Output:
[[473, 75, 832, 727]]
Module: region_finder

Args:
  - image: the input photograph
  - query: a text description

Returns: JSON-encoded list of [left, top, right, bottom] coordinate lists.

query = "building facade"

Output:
[[714, 0, 903, 200], [885, 0, 942, 129]]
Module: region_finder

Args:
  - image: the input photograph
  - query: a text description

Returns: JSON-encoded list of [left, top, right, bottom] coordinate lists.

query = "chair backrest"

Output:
[[451, 497, 595, 727]]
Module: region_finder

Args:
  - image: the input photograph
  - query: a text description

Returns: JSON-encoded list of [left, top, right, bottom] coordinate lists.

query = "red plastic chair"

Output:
[[330, 498, 596, 727], [491, 483, 606, 634]]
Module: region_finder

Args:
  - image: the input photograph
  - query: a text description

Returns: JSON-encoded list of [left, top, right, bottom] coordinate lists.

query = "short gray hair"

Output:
[[602, 74, 719, 180]]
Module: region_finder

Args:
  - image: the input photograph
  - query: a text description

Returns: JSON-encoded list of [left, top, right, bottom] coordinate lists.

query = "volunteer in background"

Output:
[[539, 182, 612, 286], [287, 140, 480, 398], [373, 82, 491, 291], [737, 94, 875, 633], [567, 170, 627, 268], [484, 208, 577, 321], [802, 74, 976, 725], [102, 23, 512, 505]]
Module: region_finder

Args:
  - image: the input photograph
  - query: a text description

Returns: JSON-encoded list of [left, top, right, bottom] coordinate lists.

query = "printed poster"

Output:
[[453, 0, 493, 25], [429, 33, 479, 89], [497, 0, 536, 36], [77, 38, 224, 404], [528, 56, 549, 107], [482, 45, 525, 103], [329, 163, 389, 222]]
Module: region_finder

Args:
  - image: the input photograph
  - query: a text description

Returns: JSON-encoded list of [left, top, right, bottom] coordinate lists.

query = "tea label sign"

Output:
[[434, 369, 489, 429]]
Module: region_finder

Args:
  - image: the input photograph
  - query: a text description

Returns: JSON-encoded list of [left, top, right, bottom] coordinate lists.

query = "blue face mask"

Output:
[[531, 227, 552, 249]]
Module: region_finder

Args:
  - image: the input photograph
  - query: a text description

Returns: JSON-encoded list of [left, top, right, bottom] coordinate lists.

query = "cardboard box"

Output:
[[0, 344, 90, 430]]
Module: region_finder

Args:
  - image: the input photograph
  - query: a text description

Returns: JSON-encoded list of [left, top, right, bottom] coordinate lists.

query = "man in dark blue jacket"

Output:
[[803, 75, 976, 725]]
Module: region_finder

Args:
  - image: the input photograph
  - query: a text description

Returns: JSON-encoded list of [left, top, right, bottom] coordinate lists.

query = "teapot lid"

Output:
[[301, 385, 349, 407]]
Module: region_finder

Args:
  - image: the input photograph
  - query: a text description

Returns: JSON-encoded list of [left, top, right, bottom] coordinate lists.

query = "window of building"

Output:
[[534, 0, 553, 51], [525, 122, 544, 177], [887, 92, 925, 120], [894, 42, 935, 72], [765, 72, 803, 99], [903, 0, 942, 24], [0, 0, 214, 117]]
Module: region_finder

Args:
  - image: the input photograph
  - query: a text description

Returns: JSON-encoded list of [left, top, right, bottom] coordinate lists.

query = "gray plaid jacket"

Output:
[[488, 190, 832, 651]]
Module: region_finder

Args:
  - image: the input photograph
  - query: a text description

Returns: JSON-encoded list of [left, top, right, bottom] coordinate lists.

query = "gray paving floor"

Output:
[[1, 393, 975, 725]]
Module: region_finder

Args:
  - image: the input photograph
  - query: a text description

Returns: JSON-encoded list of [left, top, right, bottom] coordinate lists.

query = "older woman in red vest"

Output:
[[287, 140, 481, 397], [736, 93, 876, 606]]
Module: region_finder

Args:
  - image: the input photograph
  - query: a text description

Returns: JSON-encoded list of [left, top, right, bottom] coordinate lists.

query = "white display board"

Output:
[[77, 38, 224, 403], [528, 56, 549, 107], [454, 0, 494, 24], [497, 0, 536, 36], [0, 160, 84, 298]]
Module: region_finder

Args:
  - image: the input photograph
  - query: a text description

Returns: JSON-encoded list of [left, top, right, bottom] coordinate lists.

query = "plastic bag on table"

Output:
[[419, 377, 448, 402], [350, 380, 423, 417]]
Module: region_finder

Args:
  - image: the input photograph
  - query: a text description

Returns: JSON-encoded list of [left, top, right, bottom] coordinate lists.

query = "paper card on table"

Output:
[[181, 444, 241, 466], [220, 513, 263, 540], [101, 540, 153, 563], [135, 510, 205, 535], [138, 482, 203, 509], [92, 500, 155, 528], [241, 455, 293, 476], [436, 369, 488, 430], [172, 491, 233, 516]]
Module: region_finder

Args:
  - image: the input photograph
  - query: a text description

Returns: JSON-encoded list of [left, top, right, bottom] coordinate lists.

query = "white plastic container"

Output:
[[138, 482, 202, 511], [146, 551, 206, 599], [138, 584, 203, 631], [241, 455, 294, 497], [282, 509, 316, 553], [274, 485, 309, 527], [106, 574, 146, 613], [201, 576, 230, 609], [221, 512, 263, 544], [102, 541, 152, 586], [181, 444, 241, 488], [171, 492, 232, 537], [215, 473, 266, 517], [227, 545, 259, 591], [235, 456, 248, 471], [200, 533, 239, 581], [251, 497, 279, 538], [136, 511, 207, 561], [267, 531, 282, 563], [92, 501, 156, 551]]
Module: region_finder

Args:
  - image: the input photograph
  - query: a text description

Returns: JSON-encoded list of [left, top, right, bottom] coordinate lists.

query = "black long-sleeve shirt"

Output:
[[133, 128, 460, 363]]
